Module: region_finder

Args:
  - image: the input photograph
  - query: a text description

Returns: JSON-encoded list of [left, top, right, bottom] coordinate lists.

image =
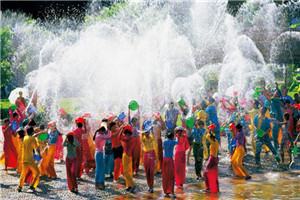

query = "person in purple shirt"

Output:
[[231, 124, 251, 180], [281, 86, 295, 104]]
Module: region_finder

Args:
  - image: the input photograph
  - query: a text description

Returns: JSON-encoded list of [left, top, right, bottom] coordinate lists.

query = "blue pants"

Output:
[[105, 154, 114, 175], [227, 132, 233, 153], [95, 152, 105, 184], [255, 135, 279, 165], [272, 123, 280, 149], [215, 128, 221, 143]]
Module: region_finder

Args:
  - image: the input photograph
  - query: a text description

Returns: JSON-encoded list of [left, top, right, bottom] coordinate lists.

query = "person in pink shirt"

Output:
[[93, 122, 111, 189], [73, 117, 85, 179], [174, 126, 190, 189]]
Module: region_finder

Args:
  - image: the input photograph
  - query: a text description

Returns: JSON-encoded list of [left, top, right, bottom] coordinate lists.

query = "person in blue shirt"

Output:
[[265, 90, 284, 149], [164, 102, 179, 134], [46, 123, 59, 179], [162, 132, 178, 198], [189, 120, 205, 180], [104, 136, 114, 179], [253, 107, 280, 167], [230, 108, 246, 127], [281, 86, 295, 104], [205, 97, 220, 143]]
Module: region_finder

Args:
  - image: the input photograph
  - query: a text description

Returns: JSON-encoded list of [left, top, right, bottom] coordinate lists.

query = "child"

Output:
[[55, 109, 67, 163], [152, 116, 165, 174], [46, 123, 59, 179], [141, 120, 156, 193], [104, 134, 114, 179], [276, 113, 293, 164], [205, 97, 221, 143], [253, 107, 280, 166], [82, 119, 96, 173], [93, 123, 111, 189], [128, 105, 141, 175], [290, 131, 299, 168], [109, 121, 123, 182], [1, 119, 18, 172], [231, 124, 251, 180], [118, 124, 136, 193], [247, 100, 261, 155], [174, 126, 189, 189], [74, 117, 85, 179], [190, 120, 205, 180], [38, 126, 49, 177], [17, 127, 40, 192], [203, 124, 219, 193], [162, 132, 178, 197], [63, 132, 79, 193]]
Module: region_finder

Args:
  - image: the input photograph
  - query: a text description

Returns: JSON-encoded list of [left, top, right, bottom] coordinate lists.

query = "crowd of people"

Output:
[[1, 79, 300, 197]]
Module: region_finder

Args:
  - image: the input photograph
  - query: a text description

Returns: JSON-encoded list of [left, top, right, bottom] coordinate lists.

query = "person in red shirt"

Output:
[[1, 119, 18, 172], [118, 124, 136, 193], [109, 121, 123, 182], [73, 117, 85, 179]]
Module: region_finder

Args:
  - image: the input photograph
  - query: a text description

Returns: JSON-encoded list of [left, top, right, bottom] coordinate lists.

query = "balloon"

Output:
[[118, 112, 126, 121], [178, 98, 185, 106], [293, 146, 298, 156], [256, 129, 264, 137], [33, 154, 42, 162], [10, 105, 17, 111], [129, 100, 138, 111], [186, 117, 194, 128], [253, 91, 260, 99], [10, 120, 18, 131], [166, 121, 173, 129], [39, 133, 49, 141]]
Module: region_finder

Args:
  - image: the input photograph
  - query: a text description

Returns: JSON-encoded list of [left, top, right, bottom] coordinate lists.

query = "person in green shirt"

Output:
[[63, 132, 79, 193]]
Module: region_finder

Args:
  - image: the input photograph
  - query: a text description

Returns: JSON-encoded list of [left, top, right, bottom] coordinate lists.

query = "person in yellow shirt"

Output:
[[141, 120, 156, 193], [248, 100, 260, 154], [203, 124, 219, 193], [17, 126, 40, 192], [196, 100, 208, 159]]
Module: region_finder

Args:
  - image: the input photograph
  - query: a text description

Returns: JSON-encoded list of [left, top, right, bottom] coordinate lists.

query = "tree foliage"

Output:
[[1, 25, 14, 88]]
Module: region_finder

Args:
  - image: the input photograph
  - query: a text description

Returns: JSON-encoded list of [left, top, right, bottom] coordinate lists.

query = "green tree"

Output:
[[1, 25, 14, 88]]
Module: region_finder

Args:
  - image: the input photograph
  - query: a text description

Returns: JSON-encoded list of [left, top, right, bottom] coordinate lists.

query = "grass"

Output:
[[58, 97, 83, 114], [0, 99, 12, 109]]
